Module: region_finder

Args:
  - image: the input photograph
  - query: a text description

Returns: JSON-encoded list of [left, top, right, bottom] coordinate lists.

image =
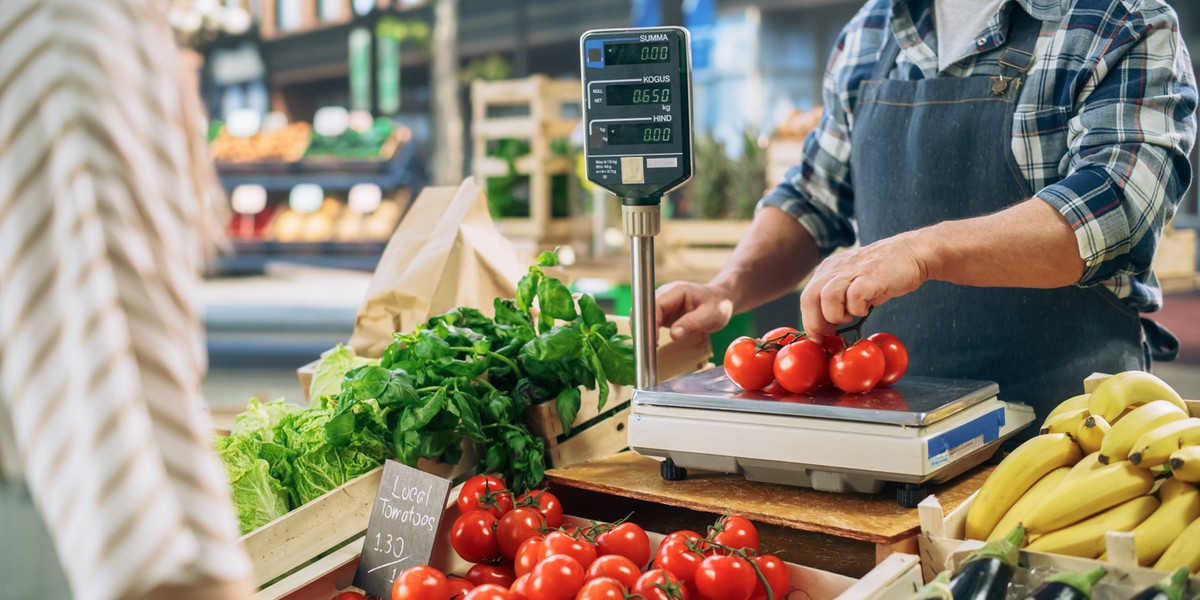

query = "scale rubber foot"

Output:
[[661, 458, 688, 481], [896, 483, 926, 509]]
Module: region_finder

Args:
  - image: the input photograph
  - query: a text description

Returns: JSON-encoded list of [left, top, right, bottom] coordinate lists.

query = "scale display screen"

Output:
[[605, 83, 672, 105], [581, 26, 693, 201], [608, 123, 673, 145], [604, 41, 670, 65]]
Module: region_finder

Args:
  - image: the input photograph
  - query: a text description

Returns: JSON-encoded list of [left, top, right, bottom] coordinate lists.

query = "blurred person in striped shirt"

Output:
[[0, 1, 254, 599]]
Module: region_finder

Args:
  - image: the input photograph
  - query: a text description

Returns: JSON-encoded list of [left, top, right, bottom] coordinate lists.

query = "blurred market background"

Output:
[[177, 0, 1200, 409]]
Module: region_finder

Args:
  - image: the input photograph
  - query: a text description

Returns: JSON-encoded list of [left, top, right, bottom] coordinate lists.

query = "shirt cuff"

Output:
[[1035, 166, 1128, 287], [758, 192, 854, 257]]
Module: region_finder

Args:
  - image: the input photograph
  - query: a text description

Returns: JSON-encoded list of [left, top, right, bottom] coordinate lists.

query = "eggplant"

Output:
[[912, 571, 953, 600], [1130, 567, 1191, 600], [948, 524, 1025, 600], [1024, 566, 1107, 600]]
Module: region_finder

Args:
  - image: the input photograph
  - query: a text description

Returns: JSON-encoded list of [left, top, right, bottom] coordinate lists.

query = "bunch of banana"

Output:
[[964, 433, 1081, 541], [1120, 478, 1200, 566], [1076, 415, 1110, 454], [1099, 400, 1189, 464], [1023, 461, 1156, 533], [1170, 446, 1200, 483], [1129, 418, 1200, 467], [1087, 371, 1186, 423]]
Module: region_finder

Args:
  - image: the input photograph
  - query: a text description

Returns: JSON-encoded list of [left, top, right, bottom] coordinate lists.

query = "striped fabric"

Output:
[[762, 0, 1197, 313], [0, 1, 253, 599]]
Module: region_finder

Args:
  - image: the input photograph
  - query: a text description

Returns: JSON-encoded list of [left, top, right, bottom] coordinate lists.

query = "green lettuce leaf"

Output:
[[274, 407, 389, 506], [230, 397, 302, 442], [310, 344, 378, 407], [213, 435, 291, 534]]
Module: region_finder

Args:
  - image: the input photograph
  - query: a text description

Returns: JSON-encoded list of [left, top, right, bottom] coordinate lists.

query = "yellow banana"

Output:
[[1026, 496, 1159, 559], [1061, 451, 1106, 485], [1088, 371, 1186, 424], [1046, 393, 1092, 422], [964, 433, 1082, 541], [1076, 415, 1110, 455], [1153, 513, 1200, 573], [986, 467, 1072, 542], [1098, 400, 1188, 464], [1125, 477, 1200, 566], [1130, 417, 1200, 467], [1042, 408, 1090, 436], [1024, 460, 1156, 534], [1168, 446, 1200, 483]]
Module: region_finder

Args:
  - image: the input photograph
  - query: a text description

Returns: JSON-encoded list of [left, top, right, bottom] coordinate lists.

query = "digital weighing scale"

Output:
[[579, 27, 1035, 507]]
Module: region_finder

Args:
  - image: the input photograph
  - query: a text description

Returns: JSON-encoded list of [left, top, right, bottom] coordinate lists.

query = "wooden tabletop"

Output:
[[545, 451, 989, 546]]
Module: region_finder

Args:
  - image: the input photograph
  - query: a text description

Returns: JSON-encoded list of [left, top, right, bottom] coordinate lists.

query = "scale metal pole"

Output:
[[623, 202, 661, 389]]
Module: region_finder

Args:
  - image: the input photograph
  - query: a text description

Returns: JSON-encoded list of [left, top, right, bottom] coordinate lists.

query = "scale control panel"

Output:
[[580, 27, 692, 203]]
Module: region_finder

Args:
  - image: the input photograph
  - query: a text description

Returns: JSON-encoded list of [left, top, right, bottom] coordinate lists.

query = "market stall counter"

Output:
[[544, 451, 990, 578]]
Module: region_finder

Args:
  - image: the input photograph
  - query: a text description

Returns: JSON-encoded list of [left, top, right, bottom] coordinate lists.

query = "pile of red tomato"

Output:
[[375, 474, 787, 600], [724, 327, 908, 395]]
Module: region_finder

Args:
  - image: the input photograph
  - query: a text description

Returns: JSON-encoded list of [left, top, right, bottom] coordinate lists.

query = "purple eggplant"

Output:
[[1024, 566, 1107, 600], [948, 524, 1025, 600]]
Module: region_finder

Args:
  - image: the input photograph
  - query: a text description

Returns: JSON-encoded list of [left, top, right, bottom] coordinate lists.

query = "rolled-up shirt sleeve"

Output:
[[1035, 9, 1198, 287], [758, 7, 872, 256]]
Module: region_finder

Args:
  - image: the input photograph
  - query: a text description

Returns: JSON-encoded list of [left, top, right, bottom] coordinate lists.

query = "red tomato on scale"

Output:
[[772, 339, 827, 394], [867, 332, 909, 386], [724, 337, 777, 391], [829, 340, 886, 393]]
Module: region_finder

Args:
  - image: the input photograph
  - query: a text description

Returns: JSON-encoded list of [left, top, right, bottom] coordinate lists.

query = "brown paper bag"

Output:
[[347, 177, 529, 357]]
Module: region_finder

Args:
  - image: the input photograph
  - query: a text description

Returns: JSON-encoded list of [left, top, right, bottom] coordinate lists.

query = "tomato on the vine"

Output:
[[710, 515, 759, 554], [515, 489, 564, 529], [497, 507, 546, 559], [336, 592, 366, 600], [694, 555, 757, 600], [763, 326, 803, 346], [634, 569, 691, 600], [724, 336, 777, 391], [655, 537, 702, 589], [867, 332, 908, 386], [543, 530, 598, 569], [595, 522, 651, 568], [451, 510, 502, 563], [391, 565, 448, 600], [748, 555, 791, 600], [467, 563, 516, 588], [586, 554, 641, 589], [773, 339, 826, 394], [459, 475, 513, 518], [514, 536, 548, 577], [829, 340, 886, 393], [463, 583, 515, 600], [575, 577, 626, 600], [511, 574, 533, 597], [528, 554, 586, 600], [821, 335, 845, 356], [447, 577, 475, 599]]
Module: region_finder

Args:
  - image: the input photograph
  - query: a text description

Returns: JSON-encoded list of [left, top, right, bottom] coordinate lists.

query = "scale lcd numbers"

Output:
[[581, 27, 693, 202]]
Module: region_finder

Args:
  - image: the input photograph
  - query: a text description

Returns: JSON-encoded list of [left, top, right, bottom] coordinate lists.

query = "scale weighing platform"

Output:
[[628, 369, 1034, 506], [579, 26, 1035, 507]]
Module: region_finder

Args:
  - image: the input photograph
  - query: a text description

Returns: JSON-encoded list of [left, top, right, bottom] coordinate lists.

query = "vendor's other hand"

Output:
[[656, 281, 734, 342], [801, 231, 930, 342]]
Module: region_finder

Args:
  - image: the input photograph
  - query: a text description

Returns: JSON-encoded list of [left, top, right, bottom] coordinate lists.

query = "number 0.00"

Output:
[[643, 127, 671, 142], [639, 44, 668, 61]]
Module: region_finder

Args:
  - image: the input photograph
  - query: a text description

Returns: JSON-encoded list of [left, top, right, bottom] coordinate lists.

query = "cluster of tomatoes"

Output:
[[724, 327, 908, 395], [376, 474, 786, 600]]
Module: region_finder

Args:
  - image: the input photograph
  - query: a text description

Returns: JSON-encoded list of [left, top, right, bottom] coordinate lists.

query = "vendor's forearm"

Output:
[[917, 198, 1086, 289], [709, 206, 823, 313]]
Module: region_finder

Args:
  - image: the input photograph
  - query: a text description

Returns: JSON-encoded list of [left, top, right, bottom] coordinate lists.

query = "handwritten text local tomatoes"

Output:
[[723, 327, 908, 395]]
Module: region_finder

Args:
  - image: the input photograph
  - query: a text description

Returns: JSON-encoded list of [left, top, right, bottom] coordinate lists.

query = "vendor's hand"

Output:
[[801, 231, 931, 342], [656, 281, 735, 342]]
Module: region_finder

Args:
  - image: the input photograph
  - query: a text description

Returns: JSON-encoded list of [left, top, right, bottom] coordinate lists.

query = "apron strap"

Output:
[[1140, 317, 1180, 363]]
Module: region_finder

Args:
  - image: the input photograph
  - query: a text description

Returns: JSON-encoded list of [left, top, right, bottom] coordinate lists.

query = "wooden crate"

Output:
[[660, 219, 753, 279], [1155, 226, 1198, 292], [254, 482, 921, 600], [471, 75, 585, 254]]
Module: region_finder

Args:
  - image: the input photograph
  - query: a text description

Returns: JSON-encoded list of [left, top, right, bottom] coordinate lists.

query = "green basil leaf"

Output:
[[377, 369, 420, 408], [516, 270, 539, 313], [324, 407, 356, 447], [449, 391, 487, 443], [520, 327, 583, 364], [536, 250, 559, 267], [577, 294, 608, 329], [593, 332, 637, 386], [392, 426, 420, 467], [555, 387, 581, 436], [582, 341, 610, 410], [537, 277, 578, 321], [411, 389, 446, 429]]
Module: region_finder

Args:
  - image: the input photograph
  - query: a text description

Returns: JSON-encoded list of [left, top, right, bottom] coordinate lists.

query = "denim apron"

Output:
[[849, 6, 1144, 422]]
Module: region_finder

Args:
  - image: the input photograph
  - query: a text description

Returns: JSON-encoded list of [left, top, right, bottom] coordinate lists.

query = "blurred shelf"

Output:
[[215, 139, 426, 193]]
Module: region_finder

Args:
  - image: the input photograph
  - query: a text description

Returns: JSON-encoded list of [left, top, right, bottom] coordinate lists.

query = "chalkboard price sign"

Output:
[[353, 460, 453, 597]]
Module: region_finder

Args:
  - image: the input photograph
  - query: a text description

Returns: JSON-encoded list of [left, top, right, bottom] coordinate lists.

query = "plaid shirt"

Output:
[[762, 0, 1197, 312]]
